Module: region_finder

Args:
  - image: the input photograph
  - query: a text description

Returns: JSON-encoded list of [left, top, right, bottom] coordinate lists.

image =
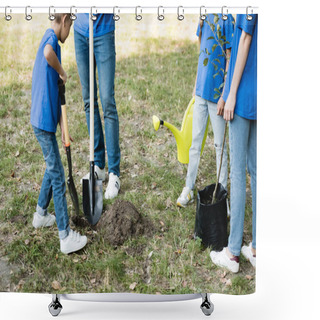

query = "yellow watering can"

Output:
[[152, 97, 209, 164]]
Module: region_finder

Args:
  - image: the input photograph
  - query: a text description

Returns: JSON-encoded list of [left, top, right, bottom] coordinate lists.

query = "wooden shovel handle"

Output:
[[61, 104, 70, 147]]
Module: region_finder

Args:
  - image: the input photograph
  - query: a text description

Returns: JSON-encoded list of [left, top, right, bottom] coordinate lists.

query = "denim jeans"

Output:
[[74, 29, 120, 176], [33, 126, 70, 240], [186, 95, 228, 190], [228, 114, 257, 256]]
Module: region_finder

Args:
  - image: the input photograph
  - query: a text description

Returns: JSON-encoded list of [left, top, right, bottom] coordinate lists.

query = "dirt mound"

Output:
[[97, 200, 154, 246]]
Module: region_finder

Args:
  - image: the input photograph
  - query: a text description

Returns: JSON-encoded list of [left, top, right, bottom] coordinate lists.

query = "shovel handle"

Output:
[[61, 105, 70, 147]]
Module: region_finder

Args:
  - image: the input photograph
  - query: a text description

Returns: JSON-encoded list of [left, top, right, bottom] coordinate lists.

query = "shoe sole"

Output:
[[61, 242, 87, 255], [176, 199, 194, 208]]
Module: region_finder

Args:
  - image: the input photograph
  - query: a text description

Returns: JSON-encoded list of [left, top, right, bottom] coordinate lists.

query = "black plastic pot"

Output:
[[194, 183, 228, 251]]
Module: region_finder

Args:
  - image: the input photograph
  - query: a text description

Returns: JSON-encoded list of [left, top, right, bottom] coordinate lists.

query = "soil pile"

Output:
[[97, 200, 154, 246]]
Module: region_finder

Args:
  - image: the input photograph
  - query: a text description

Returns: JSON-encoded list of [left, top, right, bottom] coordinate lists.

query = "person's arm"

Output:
[[43, 44, 67, 84], [223, 30, 252, 121], [217, 48, 231, 116]]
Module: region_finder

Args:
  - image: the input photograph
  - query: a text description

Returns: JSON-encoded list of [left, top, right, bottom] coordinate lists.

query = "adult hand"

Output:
[[223, 94, 236, 121], [217, 96, 225, 116]]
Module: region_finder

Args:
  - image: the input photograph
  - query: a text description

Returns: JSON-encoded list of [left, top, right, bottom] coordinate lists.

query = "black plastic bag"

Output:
[[194, 183, 228, 251]]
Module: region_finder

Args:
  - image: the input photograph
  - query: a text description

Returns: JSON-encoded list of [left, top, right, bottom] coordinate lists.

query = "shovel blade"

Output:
[[82, 176, 103, 225], [67, 176, 80, 216]]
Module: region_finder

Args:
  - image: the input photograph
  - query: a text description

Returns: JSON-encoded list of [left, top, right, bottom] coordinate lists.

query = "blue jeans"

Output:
[[74, 30, 120, 176], [186, 95, 228, 190], [228, 114, 256, 256], [33, 126, 70, 240]]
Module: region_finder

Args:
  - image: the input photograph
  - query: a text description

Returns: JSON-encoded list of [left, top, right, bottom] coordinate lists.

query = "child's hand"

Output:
[[59, 70, 67, 85], [224, 94, 236, 121], [217, 97, 225, 116]]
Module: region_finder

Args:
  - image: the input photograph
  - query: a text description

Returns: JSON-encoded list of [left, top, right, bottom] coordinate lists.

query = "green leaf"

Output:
[[213, 58, 221, 64], [207, 36, 214, 40], [214, 14, 219, 24], [203, 58, 209, 66], [214, 93, 220, 100], [214, 88, 221, 94], [219, 83, 225, 90], [211, 44, 218, 52], [213, 63, 218, 71]]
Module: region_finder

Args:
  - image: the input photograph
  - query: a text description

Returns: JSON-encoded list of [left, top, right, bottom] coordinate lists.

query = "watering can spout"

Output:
[[152, 97, 208, 164]]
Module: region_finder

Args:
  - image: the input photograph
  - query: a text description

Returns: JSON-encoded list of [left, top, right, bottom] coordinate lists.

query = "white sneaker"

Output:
[[81, 165, 106, 183], [176, 187, 194, 207], [32, 211, 56, 228], [210, 247, 240, 273], [60, 229, 87, 254], [104, 173, 120, 200], [241, 243, 256, 268]]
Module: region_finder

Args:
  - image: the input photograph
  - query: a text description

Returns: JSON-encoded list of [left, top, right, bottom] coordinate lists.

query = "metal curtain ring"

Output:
[[25, 6, 32, 21], [48, 6, 55, 21], [246, 6, 253, 21], [113, 6, 120, 21], [221, 6, 228, 20], [70, 6, 77, 21], [135, 6, 142, 21], [157, 6, 164, 21], [90, 6, 97, 21], [177, 6, 184, 21], [200, 6, 206, 21], [5, 6, 12, 21]]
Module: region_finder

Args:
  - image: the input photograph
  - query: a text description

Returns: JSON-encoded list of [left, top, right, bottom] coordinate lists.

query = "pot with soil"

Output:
[[194, 183, 228, 251]]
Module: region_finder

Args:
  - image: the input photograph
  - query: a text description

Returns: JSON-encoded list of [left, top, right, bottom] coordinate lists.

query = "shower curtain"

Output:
[[0, 7, 257, 297]]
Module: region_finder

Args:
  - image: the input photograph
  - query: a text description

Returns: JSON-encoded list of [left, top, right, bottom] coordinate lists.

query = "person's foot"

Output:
[[210, 247, 240, 273], [32, 211, 56, 228], [60, 229, 87, 254], [176, 187, 194, 207], [241, 243, 256, 268], [104, 173, 120, 200], [81, 165, 106, 183]]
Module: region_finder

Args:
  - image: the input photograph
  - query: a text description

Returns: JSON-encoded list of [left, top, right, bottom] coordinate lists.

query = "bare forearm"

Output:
[[229, 31, 252, 97]]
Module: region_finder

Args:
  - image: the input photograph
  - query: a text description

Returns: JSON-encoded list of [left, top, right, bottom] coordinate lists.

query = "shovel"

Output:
[[58, 79, 80, 216], [82, 16, 103, 226]]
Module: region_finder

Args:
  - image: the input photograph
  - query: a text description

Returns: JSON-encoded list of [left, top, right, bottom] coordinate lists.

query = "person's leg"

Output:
[[33, 127, 70, 239], [228, 114, 250, 257], [247, 120, 257, 252], [94, 31, 120, 177], [74, 30, 105, 170], [207, 101, 228, 189], [37, 168, 53, 216], [185, 96, 209, 190]]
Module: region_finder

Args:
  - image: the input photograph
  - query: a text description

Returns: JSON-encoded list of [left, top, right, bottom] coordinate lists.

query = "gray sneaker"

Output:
[[176, 187, 194, 207], [60, 229, 87, 255], [32, 211, 56, 228]]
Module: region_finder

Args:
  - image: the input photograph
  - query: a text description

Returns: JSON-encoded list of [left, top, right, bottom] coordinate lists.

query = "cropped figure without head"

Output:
[[30, 13, 87, 254], [177, 14, 234, 208]]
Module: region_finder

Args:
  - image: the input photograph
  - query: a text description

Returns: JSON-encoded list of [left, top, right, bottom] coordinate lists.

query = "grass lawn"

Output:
[[0, 14, 255, 295]]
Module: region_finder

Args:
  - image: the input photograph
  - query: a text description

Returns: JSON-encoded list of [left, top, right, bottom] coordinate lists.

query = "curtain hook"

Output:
[[48, 6, 55, 21], [113, 6, 120, 21], [25, 6, 32, 21], [177, 6, 184, 21], [5, 6, 12, 21], [246, 6, 253, 21], [157, 6, 165, 21], [221, 6, 228, 21], [200, 6, 206, 21], [90, 6, 97, 21], [135, 6, 142, 21], [70, 6, 77, 21]]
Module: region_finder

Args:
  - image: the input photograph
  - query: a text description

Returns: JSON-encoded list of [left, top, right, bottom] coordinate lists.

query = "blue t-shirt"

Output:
[[223, 14, 258, 120], [30, 29, 61, 133], [196, 14, 234, 103], [74, 14, 115, 38]]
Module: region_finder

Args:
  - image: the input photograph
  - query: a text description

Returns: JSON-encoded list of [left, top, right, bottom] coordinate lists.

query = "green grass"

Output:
[[0, 15, 255, 294]]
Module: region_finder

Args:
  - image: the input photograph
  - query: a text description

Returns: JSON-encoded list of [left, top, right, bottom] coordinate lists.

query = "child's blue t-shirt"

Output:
[[196, 14, 234, 103], [74, 14, 115, 38], [30, 28, 61, 133], [223, 14, 258, 120]]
